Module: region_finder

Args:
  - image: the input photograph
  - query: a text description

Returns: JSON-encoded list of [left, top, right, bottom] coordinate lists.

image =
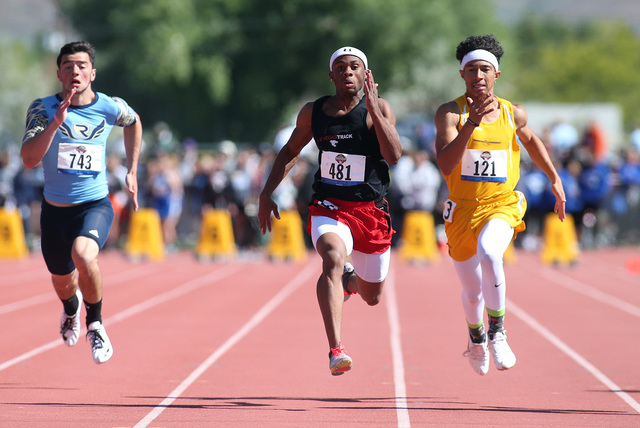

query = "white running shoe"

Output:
[[60, 289, 82, 347], [86, 321, 113, 364], [342, 262, 356, 302], [488, 330, 516, 370], [329, 344, 353, 376], [463, 337, 490, 375]]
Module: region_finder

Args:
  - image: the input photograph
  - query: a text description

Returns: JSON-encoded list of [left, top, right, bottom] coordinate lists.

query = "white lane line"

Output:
[[521, 264, 640, 318], [133, 261, 318, 428], [0, 264, 161, 316], [385, 268, 411, 428], [0, 265, 241, 372], [508, 299, 640, 414], [0, 293, 56, 315]]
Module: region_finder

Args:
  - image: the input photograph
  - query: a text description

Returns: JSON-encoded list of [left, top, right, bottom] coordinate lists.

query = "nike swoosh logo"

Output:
[[494, 283, 502, 288]]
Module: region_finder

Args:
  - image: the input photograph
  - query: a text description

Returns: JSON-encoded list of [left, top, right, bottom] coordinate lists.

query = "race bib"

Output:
[[460, 149, 508, 182], [57, 143, 102, 175], [320, 151, 366, 186]]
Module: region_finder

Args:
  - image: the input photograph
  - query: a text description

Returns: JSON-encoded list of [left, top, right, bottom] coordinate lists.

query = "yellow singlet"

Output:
[[442, 95, 527, 261]]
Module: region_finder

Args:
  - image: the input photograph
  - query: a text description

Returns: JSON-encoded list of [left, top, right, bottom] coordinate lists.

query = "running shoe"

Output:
[[329, 344, 352, 376], [488, 330, 516, 370], [86, 321, 113, 364], [60, 289, 83, 347], [342, 262, 356, 302], [463, 337, 490, 375]]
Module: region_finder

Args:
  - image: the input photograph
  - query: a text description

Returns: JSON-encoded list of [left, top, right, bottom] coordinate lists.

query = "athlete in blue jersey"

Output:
[[21, 41, 142, 364]]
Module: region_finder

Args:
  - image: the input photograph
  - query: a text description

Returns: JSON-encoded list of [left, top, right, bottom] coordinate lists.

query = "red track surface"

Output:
[[1, 247, 639, 427]]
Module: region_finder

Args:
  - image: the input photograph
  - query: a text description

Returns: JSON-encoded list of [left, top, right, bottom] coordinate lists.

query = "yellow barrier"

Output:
[[195, 209, 236, 259], [125, 208, 164, 261], [399, 211, 439, 263], [267, 210, 307, 262], [540, 213, 579, 266], [0, 208, 28, 259]]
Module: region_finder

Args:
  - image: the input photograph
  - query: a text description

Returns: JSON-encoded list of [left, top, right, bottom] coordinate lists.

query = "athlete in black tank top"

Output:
[[258, 47, 402, 376], [311, 95, 390, 202]]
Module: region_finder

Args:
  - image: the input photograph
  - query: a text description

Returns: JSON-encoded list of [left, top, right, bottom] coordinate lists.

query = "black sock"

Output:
[[62, 293, 80, 316], [468, 325, 486, 344], [488, 314, 504, 339], [84, 299, 103, 327]]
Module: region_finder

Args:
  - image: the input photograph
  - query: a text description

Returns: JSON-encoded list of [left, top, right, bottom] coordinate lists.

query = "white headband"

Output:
[[329, 46, 368, 71], [460, 49, 499, 72]]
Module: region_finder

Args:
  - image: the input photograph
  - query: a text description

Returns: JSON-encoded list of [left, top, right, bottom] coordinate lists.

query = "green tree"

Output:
[[59, 0, 498, 145], [0, 40, 57, 145], [511, 18, 640, 130]]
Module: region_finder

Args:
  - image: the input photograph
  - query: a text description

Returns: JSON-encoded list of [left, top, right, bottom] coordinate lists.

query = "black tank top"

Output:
[[310, 95, 390, 202]]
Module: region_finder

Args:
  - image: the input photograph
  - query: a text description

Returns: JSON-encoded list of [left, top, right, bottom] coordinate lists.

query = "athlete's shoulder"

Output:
[[435, 99, 461, 123], [94, 92, 127, 108], [23, 98, 53, 143], [495, 95, 524, 126], [26, 97, 46, 114], [495, 95, 514, 109], [314, 95, 331, 104], [299, 101, 315, 122], [437, 99, 461, 112], [95, 92, 137, 127], [28, 94, 59, 111]]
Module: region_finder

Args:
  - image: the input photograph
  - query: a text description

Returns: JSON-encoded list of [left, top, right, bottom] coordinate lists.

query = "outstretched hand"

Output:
[[125, 172, 139, 211], [364, 69, 380, 113], [466, 91, 496, 124], [551, 181, 567, 222], [258, 194, 280, 235], [53, 88, 76, 126]]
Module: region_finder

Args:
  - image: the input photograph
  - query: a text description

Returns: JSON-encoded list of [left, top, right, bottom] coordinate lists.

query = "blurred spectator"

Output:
[[405, 150, 441, 212], [152, 121, 178, 152], [629, 123, 640, 153], [286, 153, 315, 249], [179, 138, 199, 185], [581, 120, 608, 162], [147, 152, 184, 251], [610, 148, 640, 243], [388, 148, 415, 244], [577, 149, 611, 211], [13, 163, 44, 247], [616, 148, 640, 206], [611, 148, 640, 215], [105, 153, 130, 248], [175, 138, 203, 244], [576, 148, 612, 248], [414, 121, 436, 155], [518, 162, 552, 249], [550, 119, 579, 161], [0, 143, 20, 208], [548, 157, 584, 237], [2, 143, 44, 248], [202, 153, 232, 210], [228, 148, 260, 248], [388, 148, 441, 245], [557, 157, 585, 218]]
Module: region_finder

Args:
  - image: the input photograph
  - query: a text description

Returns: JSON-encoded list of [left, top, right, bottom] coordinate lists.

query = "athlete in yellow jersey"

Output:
[[434, 35, 566, 375]]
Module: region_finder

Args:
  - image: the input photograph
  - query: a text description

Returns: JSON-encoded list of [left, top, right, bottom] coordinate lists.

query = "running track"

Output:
[[1, 246, 639, 427]]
